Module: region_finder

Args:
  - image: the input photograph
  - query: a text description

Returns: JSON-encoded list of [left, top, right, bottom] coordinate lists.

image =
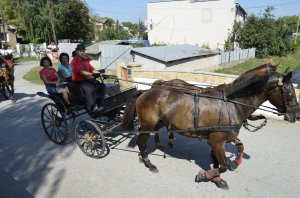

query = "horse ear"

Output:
[[283, 71, 293, 83], [283, 67, 291, 75], [274, 64, 280, 71], [267, 58, 273, 64]]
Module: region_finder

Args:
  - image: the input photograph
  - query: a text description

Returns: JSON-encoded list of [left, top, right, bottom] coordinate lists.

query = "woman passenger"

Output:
[[39, 56, 71, 105], [57, 53, 72, 83]]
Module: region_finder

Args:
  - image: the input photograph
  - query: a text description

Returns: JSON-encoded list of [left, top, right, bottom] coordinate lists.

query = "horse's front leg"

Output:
[[137, 133, 158, 173], [196, 133, 229, 190], [232, 137, 244, 168]]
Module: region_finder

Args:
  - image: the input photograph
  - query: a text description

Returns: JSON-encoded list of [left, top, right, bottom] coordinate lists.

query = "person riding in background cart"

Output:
[[71, 43, 106, 112]]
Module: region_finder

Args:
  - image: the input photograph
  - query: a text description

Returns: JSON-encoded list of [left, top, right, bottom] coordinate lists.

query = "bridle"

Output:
[[267, 76, 298, 115]]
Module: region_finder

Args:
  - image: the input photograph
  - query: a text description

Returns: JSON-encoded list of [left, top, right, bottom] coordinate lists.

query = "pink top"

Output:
[[39, 68, 58, 89]]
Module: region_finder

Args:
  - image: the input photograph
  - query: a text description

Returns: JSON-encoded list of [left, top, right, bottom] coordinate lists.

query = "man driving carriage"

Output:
[[71, 43, 106, 112]]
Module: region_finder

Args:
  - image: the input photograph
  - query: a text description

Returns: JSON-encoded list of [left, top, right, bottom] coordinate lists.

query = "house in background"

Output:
[[130, 44, 219, 71], [0, 16, 17, 48], [147, 0, 246, 50]]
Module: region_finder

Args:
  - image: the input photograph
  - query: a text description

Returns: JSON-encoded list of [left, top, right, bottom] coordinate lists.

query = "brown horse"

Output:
[[152, 79, 245, 167], [0, 58, 14, 99], [122, 63, 300, 189]]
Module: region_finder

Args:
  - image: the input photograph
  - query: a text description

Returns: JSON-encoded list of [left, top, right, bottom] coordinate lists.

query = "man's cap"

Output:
[[75, 43, 86, 51]]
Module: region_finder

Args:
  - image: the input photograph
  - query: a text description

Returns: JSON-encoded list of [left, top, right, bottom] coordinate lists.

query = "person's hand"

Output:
[[98, 69, 105, 74], [55, 81, 60, 86], [92, 73, 101, 78]]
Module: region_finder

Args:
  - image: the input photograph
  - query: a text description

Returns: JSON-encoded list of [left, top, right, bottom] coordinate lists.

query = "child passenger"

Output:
[[39, 56, 71, 105]]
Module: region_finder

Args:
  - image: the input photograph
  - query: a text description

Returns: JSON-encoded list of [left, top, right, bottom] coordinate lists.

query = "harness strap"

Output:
[[194, 93, 200, 129]]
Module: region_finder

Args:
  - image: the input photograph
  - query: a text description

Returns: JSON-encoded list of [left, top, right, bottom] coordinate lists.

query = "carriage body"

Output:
[[38, 74, 137, 158]]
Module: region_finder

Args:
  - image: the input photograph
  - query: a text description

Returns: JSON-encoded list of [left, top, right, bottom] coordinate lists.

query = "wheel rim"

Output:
[[41, 103, 68, 144], [75, 120, 106, 158]]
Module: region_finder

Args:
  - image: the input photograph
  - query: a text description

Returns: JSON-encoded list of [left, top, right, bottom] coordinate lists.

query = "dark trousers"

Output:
[[75, 79, 106, 109]]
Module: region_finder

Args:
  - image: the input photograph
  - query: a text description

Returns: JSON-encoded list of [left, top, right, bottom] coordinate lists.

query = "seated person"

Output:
[[57, 52, 72, 83], [71, 43, 105, 112], [39, 57, 71, 106]]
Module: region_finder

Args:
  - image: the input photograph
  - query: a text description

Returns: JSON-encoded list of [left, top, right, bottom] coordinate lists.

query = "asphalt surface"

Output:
[[0, 62, 300, 198]]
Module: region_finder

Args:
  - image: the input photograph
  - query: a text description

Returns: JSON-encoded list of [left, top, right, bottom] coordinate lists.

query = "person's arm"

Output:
[[40, 74, 58, 85], [58, 69, 67, 79]]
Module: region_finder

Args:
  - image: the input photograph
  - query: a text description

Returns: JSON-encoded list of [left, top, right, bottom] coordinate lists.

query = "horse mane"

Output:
[[225, 64, 277, 98]]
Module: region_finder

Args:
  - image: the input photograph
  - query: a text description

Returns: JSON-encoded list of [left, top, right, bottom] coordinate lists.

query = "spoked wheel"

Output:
[[41, 103, 69, 144], [75, 120, 106, 158]]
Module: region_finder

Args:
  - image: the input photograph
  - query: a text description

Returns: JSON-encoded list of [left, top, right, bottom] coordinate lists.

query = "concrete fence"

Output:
[[220, 48, 256, 64]]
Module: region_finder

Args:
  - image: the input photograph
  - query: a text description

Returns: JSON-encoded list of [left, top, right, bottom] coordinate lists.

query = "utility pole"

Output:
[[295, 15, 300, 45], [0, 6, 7, 48], [47, 0, 57, 45]]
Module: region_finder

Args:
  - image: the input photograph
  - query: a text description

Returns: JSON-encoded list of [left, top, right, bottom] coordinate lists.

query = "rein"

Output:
[[117, 78, 283, 116]]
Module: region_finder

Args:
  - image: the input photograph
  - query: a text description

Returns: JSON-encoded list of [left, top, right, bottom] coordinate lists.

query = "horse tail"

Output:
[[122, 90, 144, 131]]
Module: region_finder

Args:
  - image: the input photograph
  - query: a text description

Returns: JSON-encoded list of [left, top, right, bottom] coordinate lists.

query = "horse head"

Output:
[[267, 67, 300, 122]]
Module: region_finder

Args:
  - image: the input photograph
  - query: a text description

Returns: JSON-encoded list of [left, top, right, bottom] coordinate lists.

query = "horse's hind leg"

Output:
[[154, 133, 164, 150], [168, 132, 175, 148], [137, 133, 158, 173], [232, 138, 244, 168]]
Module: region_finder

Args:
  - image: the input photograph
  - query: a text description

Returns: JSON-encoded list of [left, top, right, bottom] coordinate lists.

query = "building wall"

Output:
[[134, 53, 219, 71], [147, 0, 237, 49], [134, 54, 166, 70]]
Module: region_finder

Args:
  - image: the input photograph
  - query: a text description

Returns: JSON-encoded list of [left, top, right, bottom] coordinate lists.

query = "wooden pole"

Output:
[[47, 0, 57, 45]]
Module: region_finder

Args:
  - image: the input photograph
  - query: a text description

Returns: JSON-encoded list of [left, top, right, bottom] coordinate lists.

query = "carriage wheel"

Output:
[[75, 120, 106, 158], [41, 103, 69, 144], [2, 84, 12, 99]]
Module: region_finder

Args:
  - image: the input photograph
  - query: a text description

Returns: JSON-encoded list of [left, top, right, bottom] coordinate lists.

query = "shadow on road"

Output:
[[125, 130, 251, 171], [0, 97, 76, 197]]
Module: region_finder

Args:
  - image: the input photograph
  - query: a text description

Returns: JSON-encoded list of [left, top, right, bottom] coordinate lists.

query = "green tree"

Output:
[[236, 7, 293, 58], [58, 0, 93, 41], [0, 0, 92, 42], [122, 21, 138, 35], [98, 28, 129, 41]]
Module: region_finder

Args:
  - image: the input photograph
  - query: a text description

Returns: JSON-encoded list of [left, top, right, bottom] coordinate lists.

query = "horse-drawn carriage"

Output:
[[37, 73, 137, 158], [38, 63, 300, 189]]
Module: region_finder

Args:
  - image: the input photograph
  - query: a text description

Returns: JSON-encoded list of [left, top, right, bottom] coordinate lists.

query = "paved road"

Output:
[[0, 62, 300, 198]]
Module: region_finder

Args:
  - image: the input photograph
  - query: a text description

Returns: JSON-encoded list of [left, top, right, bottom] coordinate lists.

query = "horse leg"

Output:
[[168, 132, 175, 148], [137, 133, 158, 173], [196, 134, 229, 189], [154, 133, 164, 150], [232, 138, 244, 168]]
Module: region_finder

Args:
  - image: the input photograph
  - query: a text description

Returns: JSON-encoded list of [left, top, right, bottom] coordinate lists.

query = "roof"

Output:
[[131, 44, 218, 63], [85, 40, 123, 54]]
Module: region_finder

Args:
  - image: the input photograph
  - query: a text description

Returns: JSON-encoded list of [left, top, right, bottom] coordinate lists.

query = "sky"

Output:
[[85, 0, 300, 23]]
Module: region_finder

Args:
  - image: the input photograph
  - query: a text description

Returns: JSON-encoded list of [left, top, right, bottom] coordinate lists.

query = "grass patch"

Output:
[[23, 66, 44, 85], [23, 62, 60, 84], [16, 56, 38, 63], [214, 47, 300, 75]]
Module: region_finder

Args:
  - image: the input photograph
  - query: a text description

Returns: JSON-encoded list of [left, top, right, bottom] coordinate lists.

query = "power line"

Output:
[[245, 0, 300, 9]]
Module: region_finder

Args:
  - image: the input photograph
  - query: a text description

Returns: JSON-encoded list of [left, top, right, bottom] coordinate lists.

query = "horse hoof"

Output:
[[149, 166, 159, 173], [231, 161, 239, 170], [214, 179, 229, 190], [195, 170, 206, 182], [156, 144, 164, 151]]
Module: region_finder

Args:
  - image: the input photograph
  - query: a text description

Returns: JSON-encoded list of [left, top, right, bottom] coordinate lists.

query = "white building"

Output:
[[147, 0, 246, 50]]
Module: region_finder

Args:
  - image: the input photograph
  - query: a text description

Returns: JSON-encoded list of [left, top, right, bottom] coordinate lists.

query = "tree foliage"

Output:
[[0, 0, 92, 42], [235, 7, 296, 58], [98, 29, 129, 41]]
